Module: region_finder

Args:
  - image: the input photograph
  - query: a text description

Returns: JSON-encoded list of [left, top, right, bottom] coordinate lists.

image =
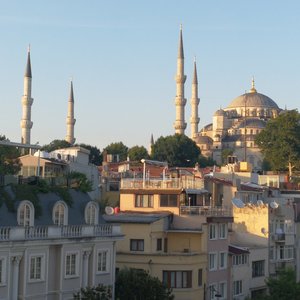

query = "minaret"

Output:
[[65, 80, 76, 144], [173, 25, 187, 135], [148, 133, 154, 155], [20, 46, 34, 144], [190, 57, 200, 140]]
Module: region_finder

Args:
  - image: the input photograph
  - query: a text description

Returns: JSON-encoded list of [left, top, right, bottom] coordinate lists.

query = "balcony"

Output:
[[272, 233, 286, 242], [180, 206, 231, 217], [120, 178, 204, 190], [0, 224, 121, 241]]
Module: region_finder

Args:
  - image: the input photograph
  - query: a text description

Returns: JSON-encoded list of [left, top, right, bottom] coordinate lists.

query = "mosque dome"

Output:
[[214, 109, 226, 116], [226, 78, 279, 110]]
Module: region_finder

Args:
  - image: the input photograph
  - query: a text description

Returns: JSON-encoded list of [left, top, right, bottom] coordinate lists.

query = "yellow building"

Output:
[[104, 176, 233, 300]]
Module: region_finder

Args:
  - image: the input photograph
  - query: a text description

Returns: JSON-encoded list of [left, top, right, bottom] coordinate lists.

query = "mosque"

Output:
[[173, 26, 283, 171]]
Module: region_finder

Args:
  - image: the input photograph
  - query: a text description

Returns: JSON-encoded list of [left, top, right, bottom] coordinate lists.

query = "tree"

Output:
[[263, 268, 300, 300], [73, 284, 112, 300], [67, 171, 93, 192], [198, 155, 216, 168], [128, 145, 149, 161], [41, 139, 71, 152], [115, 268, 173, 300], [221, 148, 234, 165], [151, 134, 200, 167], [0, 135, 21, 175], [104, 142, 128, 162], [78, 143, 102, 165], [255, 110, 300, 177]]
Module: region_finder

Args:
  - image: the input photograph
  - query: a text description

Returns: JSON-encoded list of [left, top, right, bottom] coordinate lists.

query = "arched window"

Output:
[[18, 200, 34, 226], [53, 201, 68, 226], [85, 202, 99, 225]]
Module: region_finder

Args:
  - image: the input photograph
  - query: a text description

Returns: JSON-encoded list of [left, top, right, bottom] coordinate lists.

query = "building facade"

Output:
[[0, 189, 123, 300]]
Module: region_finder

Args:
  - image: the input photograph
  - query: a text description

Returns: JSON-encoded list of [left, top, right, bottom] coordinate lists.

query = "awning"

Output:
[[184, 188, 209, 195], [229, 245, 249, 255]]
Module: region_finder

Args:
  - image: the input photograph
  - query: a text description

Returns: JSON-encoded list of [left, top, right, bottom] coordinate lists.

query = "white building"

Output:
[[0, 189, 123, 300], [50, 147, 100, 200]]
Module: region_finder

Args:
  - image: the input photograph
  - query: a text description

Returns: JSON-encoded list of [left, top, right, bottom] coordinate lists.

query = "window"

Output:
[[30, 256, 43, 280], [219, 282, 227, 299], [233, 254, 248, 266], [233, 280, 242, 296], [164, 238, 168, 253], [209, 253, 217, 271], [130, 239, 144, 251], [18, 201, 34, 226], [198, 269, 202, 287], [219, 223, 227, 239], [97, 250, 108, 273], [65, 252, 78, 277], [160, 194, 178, 207], [0, 257, 6, 285], [135, 194, 154, 207], [219, 252, 227, 269], [53, 202, 66, 226], [252, 260, 265, 277], [157, 238, 162, 251], [209, 224, 217, 240], [278, 245, 294, 260], [163, 271, 192, 288], [85, 201, 99, 225], [209, 283, 217, 300]]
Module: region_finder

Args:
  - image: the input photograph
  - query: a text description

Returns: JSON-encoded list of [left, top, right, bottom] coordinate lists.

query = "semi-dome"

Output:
[[236, 118, 266, 129], [226, 79, 279, 110], [214, 109, 226, 116]]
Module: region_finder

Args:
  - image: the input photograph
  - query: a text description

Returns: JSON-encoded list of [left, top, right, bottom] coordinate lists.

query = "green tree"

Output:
[[41, 139, 71, 152], [151, 134, 200, 167], [73, 284, 112, 300], [198, 155, 216, 167], [104, 142, 128, 162], [255, 110, 300, 177], [0, 135, 21, 175], [263, 268, 300, 300], [67, 171, 93, 192], [221, 148, 234, 165], [128, 145, 149, 161], [115, 268, 173, 300], [78, 143, 102, 165]]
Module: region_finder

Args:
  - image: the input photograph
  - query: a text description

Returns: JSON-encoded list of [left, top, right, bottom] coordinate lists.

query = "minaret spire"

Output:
[[190, 57, 200, 139], [174, 24, 187, 135], [65, 80, 76, 144], [249, 76, 257, 93], [20, 46, 34, 144]]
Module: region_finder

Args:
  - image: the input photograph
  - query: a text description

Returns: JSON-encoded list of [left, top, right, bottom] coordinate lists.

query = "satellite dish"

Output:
[[232, 198, 245, 208], [270, 201, 279, 209], [261, 227, 267, 235], [105, 206, 114, 215], [257, 200, 264, 207]]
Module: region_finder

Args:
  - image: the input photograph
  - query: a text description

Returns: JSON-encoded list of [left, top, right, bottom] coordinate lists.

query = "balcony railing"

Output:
[[180, 206, 231, 217], [121, 178, 204, 190], [0, 224, 120, 241]]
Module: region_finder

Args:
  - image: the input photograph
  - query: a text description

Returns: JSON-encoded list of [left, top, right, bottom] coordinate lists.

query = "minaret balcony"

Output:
[[175, 98, 187, 106]]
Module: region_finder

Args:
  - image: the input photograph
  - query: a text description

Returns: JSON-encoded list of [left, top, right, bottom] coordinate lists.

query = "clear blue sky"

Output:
[[1, 1, 300, 150]]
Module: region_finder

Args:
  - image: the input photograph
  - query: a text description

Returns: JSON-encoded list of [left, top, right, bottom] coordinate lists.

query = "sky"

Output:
[[1, 1, 300, 151]]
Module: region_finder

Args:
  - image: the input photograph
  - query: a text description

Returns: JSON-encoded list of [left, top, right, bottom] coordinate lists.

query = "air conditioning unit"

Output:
[[183, 248, 190, 253]]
